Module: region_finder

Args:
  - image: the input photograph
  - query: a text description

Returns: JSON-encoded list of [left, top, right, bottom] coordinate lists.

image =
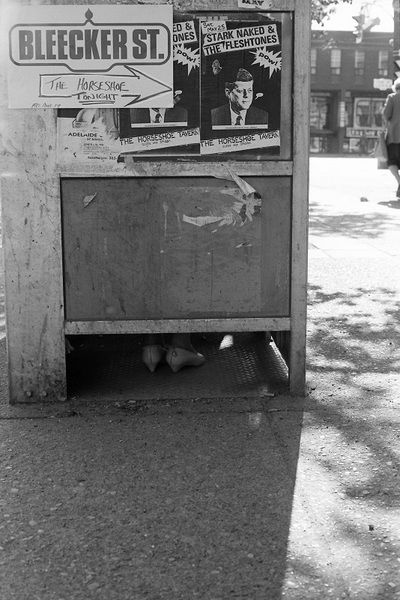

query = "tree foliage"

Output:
[[311, 0, 353, 25]]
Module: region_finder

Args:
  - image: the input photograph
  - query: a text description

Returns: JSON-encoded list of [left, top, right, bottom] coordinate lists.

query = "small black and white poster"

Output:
[[200, 17, 281, 155], [118, 15, 200, 154]]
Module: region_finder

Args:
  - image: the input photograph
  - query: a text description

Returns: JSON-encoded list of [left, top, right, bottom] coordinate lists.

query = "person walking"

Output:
[[382, 78, 400, 198]]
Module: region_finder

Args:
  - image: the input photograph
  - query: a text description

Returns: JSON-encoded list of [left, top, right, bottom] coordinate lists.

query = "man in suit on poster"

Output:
[[129, 91, 188, 125], [211, 68, 268, 128]]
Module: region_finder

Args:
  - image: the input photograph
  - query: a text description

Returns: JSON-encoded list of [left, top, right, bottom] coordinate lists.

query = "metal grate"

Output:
[[66, 332, 289, 401]]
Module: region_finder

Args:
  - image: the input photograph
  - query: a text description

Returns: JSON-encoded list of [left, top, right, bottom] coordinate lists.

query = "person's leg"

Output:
[[386, 144, 400, 196], [390, 163, 400, 198], [166, 333, 205, 373], [142, 333, 166, 372], [144, 333, 164, 346], [388, 164, 400, 185], [169, 333, 196, 351]]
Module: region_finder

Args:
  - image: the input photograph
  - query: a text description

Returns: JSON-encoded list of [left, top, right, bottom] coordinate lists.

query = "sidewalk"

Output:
[[0, 157, 399, 599], [305, 157, 400, 598]]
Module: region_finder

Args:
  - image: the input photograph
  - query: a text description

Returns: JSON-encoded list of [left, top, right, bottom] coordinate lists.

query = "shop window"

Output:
[[372, 99, 385, 127], [310, 136, 331, 153], [353, 97, 386, 128], [354, 50, 365, 77], [310, 93, 332, 131], [311, 48, 317, 75], [378, 50, 389, 76], [330, 49, 341, 76]]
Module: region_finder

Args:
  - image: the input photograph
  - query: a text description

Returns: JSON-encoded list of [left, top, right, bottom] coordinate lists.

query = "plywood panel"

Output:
[[61, 177, 290, 321]]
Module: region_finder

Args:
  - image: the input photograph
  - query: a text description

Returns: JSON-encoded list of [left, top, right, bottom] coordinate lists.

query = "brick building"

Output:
[[311, 29, 393, 154]]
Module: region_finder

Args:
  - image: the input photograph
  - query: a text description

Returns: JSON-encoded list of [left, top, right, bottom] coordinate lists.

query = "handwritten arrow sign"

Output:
[[6, 4, 173, 108], [40, 66, 172, 108]]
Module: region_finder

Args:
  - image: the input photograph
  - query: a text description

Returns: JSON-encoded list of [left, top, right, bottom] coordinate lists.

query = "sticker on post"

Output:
[[238, 0, 274, 8]]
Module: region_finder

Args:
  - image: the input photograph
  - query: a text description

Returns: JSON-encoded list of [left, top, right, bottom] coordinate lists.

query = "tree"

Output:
[[311, 0, 353, 25]]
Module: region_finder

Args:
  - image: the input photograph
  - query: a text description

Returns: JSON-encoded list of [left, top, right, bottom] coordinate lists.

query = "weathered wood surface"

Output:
[[47, 0, 295, 9], [60, 161, 293, 178], [279, 13, 293, 160], [0, 0, 67, 402], [173, 0, 295, 9], [0, 0, 308, 400], [65, 317, 291, 335], [62, 176, 291, 320], [0, 108, 66, 402], [289, 1, 311, 395]]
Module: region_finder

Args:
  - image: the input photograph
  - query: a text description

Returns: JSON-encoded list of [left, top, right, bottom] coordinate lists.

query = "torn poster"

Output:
[[118, 15, 200, 154], [200, 16, 281, 155], [237, 0, 275, 8], [56, 110, 121, 165]]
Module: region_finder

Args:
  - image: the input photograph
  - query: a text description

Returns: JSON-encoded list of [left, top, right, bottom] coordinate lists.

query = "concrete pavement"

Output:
[[0, 157, 400, 599]]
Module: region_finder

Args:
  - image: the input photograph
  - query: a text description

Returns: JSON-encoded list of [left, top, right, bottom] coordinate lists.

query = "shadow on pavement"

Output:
[[303, 282, 400, 597], [307, 283, 400, 403], [309, 203, 398, 239], [0, 394, 304, 599], [0, 326, 305, 599]]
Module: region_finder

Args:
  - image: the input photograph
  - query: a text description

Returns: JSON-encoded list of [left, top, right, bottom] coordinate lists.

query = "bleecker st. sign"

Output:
[[10, 9, 170, 69], [6, 5, 174, 109]]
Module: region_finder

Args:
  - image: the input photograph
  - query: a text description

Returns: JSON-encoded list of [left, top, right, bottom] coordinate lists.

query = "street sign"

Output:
[[346, 127, 379, 138], [373, 78, 393, 90]]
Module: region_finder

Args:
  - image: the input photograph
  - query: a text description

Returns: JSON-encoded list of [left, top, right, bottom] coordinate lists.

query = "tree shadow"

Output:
[[302, 282, 400, 595], [309, 203, 399, 239], [308, 283, 400, 402]]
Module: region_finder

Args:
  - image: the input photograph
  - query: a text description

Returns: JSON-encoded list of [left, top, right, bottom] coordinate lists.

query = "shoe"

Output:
[[166, 346, 205, 373], [142, 345, 166, 373], [397, 183, 400, 198]]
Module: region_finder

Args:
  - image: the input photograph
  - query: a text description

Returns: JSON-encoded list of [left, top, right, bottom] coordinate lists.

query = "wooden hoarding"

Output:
[[0, 0, 309, 401]]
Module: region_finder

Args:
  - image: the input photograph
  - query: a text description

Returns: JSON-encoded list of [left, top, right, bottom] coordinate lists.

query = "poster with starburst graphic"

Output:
[[118, 14, 200, 154], [200, 17, 281, 155]]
